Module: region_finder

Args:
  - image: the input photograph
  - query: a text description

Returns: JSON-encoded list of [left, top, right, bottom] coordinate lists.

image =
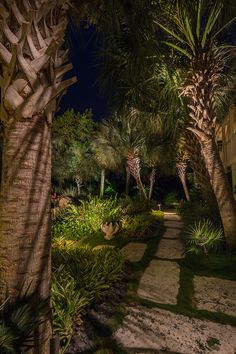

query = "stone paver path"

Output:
[[194, 276, 236, 317], [155, 239, 185, 259], [164, 220, 184, 229], [113, 211, 236, 354], [162, 228, 181, 238], [114, 305, 236, 354], [138, 260, 180, 304], [122, 243, 147, 263]]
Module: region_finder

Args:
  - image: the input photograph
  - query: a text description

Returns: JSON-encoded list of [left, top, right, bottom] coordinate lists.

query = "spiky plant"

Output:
[[157, 0, 236, 248], [187, 219, 223, 256]]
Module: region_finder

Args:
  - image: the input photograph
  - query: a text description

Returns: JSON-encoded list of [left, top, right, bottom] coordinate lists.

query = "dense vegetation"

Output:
[[0, 0, 236, 353]]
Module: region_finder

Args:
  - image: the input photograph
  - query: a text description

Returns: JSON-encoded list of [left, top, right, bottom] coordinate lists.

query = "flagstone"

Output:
[[155, 239, 185, 259], [164, 221, 184, 228], [162, 228, 181, 239], [114, 305, 236, 354], [138, 260, 180, 305], [193, 276, 236, 317], [122, 243, 147, 262]]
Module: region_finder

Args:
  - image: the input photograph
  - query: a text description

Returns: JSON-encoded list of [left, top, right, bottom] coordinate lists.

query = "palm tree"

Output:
[[157, 0, 236, 248], [185, 130, 220, 220], [92, 120, 123, 198], [94, 110, 148, 199], [0, 1, 77, 351]]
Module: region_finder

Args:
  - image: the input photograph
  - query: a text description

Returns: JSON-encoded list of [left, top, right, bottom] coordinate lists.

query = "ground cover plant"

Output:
[[50, 195, 164, 352], [52, 245, 124, 353]]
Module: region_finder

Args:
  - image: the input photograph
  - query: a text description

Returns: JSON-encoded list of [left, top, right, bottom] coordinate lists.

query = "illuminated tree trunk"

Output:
[[186, 131, 220, 220], [148, 167, 156, 200], [183, 66, 236, 248], [176, 162, 190, 202], [127, 149, 147, 200], [100, 168, 105, 198], [125, 164, 130, 195], [0, 1, 76, 352]]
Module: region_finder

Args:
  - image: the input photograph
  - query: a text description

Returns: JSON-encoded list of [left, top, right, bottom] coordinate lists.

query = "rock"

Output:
[[193, 276, 236, 317], [122, 243, 147, 262], [138, 260, 180, 305], [162, 228, 181, 239], [93, 245, 115, 250], [164, 212, 182, 221], [58, 196, 72, 209], [114, 305, 236, 354], [164, 221, 184, 229], [155, 239, 185, 259]]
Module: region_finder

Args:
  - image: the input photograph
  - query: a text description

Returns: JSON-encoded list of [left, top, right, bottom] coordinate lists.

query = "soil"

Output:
[[65, 263, 132, 354]]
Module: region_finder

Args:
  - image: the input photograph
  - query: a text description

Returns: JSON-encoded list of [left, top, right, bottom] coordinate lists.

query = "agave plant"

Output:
[[187, 219, 223, 256]]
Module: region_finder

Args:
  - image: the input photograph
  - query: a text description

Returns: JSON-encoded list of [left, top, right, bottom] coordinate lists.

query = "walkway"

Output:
[[115, 211, 236, 354]]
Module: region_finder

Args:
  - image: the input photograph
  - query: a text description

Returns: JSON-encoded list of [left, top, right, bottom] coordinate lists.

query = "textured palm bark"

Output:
[[183, 63, 236, 247], [148, 167, 156, 200], [125, 164, 130, 195], [186, 132, 220, 219], [176, 162, 190, 202], [0, 1, 76, 352], [100, 168, 105, 198], [0, 115, 51, 352], [126, 150, 147, 200], [201, 137, 236, 248]]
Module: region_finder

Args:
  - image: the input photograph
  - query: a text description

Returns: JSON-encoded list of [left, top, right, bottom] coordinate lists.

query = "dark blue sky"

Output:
[[58, 25, 109, 121]]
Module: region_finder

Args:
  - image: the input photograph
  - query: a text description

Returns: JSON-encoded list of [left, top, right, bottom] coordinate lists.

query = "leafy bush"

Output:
[[52, 196, 122, 241], [0, 297, 46, 353], [186, 219, 224, 256], [52, 245, 124, 351], [121, 210, 163, 238], [163, 191, 179, 205], [119, 195, 156, 215], [176, 201, 211, 222]]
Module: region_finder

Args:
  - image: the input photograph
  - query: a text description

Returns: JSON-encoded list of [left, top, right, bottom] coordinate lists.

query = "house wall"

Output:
[[219, 106, 236, 195]]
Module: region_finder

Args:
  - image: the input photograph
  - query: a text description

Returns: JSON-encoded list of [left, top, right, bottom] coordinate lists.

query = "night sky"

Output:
[[58, 25, 109, 121]]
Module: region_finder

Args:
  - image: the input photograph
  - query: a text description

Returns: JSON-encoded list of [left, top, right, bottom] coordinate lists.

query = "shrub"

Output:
[[119, 195, 156, 215], [52, 196, 122, 241], [52, 245, 124, 350], [163, 191, 179, 205], [121, 210, 162, 238], [186, 219, 224, 256], [0, 297, 46, 353]]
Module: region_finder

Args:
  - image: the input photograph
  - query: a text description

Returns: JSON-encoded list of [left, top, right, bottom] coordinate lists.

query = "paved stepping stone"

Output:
[[93, 245, 115, 250], [193, 276, 236, 317], [138, 260, 180, 305], [155, 239, 185, 259], [114, 304, 236, 354], [164, 221, 184, 229], [164, 212, 182, 221], [162, 228, 181, 239], [122, 243, 147, 262]]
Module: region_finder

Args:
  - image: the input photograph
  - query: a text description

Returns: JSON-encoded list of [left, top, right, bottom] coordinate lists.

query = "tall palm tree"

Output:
[[157, 0, 236, 248], [0, 1, 77, 351], [185, 130, 220, 220], [92, 120, 123, 198], [94, 110, 148, 199]]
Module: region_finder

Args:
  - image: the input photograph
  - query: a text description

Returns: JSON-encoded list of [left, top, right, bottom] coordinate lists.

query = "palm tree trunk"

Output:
[[125, 165, 131, 195], [75, 177, 82, 196], [183, 64, 236, 248], [186, 131, 220, 221], [127, 150, 147, 200], [200, 136, 236, 248], [176, 162, 190, 202], [100, 169, 105, 198], [149, 168, 156, 200], [0, 115, 52, 352], [0, 2, 76, 352]]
